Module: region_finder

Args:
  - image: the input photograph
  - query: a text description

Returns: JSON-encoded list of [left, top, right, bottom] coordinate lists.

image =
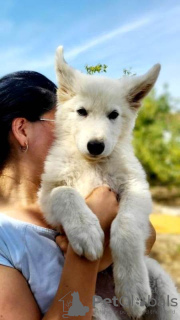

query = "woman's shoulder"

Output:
[[0, 213, 27, 242], [0, 213, 27, 269], [0, 214, 64, 314], [0, 212, 59, 247], [0, 212, 58, 234], [0, 213, 59, 269]]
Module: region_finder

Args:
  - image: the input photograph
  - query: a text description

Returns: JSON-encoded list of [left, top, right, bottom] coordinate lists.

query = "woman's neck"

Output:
[[0, 162, 40, 208], [0, 162, 54, 229]]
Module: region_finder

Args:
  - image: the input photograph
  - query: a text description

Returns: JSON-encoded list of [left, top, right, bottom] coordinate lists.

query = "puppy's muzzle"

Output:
[[87, 140, 105, 156]]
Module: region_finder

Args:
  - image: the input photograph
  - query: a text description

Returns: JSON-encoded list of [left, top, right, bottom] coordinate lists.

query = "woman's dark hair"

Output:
[[0, 70, 57, 171]]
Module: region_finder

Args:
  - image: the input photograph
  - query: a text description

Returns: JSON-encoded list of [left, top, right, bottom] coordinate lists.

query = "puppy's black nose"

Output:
[[87, 140, 105, 156]]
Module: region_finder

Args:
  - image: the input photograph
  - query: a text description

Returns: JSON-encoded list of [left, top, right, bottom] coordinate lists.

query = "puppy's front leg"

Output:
[[46, 186, 104, 261], [110, 182, 152, 318]]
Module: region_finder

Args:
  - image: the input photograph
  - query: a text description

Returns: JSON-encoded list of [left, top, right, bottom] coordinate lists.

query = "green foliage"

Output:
[[123, 67, 136, 76], [85, 64, 108, 75], [133, 87, 180, 187]]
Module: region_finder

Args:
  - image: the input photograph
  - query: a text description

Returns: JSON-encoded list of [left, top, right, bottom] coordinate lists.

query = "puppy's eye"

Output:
[[108, 110, 119, 120], [77, 108, 88, 117]]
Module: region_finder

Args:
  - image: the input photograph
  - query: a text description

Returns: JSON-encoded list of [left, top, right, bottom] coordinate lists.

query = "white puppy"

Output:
[[39, 47, 180, 319]]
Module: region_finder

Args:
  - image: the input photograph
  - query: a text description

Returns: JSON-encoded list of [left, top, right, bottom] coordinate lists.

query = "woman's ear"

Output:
[[11, 118, 28, 148]]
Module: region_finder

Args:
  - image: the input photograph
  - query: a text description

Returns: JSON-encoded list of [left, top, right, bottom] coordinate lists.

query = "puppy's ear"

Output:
[[55, 46, 76, 102], [127, 64, 161, 109]]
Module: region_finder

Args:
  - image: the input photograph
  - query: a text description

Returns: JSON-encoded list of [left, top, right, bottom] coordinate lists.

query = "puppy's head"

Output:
[[55, 46, 161, 161]]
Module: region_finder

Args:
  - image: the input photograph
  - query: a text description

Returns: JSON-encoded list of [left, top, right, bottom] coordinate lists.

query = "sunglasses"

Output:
[[39, 118, 55, 122]]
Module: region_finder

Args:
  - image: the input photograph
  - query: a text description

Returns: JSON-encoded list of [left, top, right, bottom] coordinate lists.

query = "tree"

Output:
[[133, 87, 180, 187], [85, 64, 107, 75]]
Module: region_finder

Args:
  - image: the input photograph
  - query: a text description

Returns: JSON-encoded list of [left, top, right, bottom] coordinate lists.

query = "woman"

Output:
[[0, 71, 156, 320]]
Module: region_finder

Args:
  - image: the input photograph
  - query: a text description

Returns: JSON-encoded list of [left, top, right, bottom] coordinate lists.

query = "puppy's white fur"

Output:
[[39, 47, 180, 319]]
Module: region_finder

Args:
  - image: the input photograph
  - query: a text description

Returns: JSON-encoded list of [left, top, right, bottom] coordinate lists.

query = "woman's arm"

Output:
[[145, 222, 156, 255], [0, 265, 42, 320], [43, 245, 100, 320]]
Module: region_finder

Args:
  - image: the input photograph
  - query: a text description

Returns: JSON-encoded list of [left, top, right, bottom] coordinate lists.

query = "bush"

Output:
[[133, 88, 180, 187]]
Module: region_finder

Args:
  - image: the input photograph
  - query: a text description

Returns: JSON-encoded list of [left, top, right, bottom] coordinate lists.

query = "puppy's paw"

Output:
[[66, 213, 104, 261], [114, 261, 151, 318]]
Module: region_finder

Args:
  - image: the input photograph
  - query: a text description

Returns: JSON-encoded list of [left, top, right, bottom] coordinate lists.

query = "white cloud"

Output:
[[65, 17, 151, 60]]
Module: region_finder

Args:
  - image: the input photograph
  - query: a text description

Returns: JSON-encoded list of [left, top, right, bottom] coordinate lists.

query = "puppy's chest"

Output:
[[64, 163, 127, 198]]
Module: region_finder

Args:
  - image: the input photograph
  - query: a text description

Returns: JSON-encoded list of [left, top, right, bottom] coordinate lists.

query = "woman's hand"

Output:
[[85, 186, 119, 238]]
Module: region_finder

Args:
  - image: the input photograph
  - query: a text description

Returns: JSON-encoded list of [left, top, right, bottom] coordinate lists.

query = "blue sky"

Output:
[[0, 0, 180, 104]]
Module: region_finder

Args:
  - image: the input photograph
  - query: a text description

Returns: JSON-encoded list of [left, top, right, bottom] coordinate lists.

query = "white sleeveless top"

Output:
[[0, 213, 64, 315]]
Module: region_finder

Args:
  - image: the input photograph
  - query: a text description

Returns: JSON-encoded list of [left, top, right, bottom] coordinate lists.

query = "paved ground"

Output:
[[153, 202, 180, 216]]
